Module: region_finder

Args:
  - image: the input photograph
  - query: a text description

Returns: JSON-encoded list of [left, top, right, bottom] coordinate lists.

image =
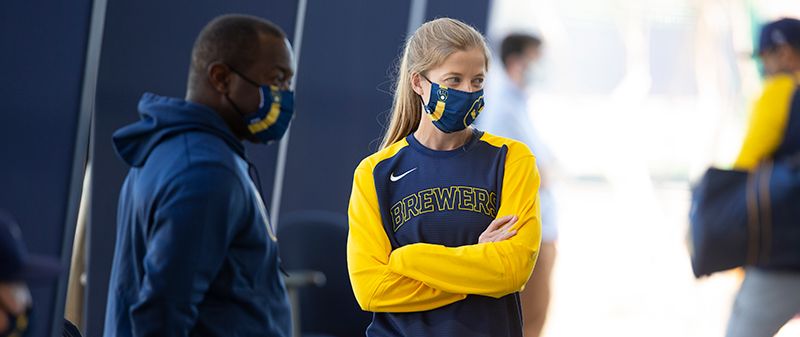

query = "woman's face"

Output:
[[413, 48, 486, 105]]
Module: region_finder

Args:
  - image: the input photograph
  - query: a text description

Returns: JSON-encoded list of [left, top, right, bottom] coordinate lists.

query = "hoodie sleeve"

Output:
[[129, 164, 244, 336]]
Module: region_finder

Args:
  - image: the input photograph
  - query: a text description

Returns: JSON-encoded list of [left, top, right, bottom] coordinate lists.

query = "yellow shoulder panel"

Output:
[[735, 73, 797, 169]]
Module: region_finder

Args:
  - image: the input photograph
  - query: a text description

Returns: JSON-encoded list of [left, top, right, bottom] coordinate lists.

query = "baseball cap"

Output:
[[756, 18, 800, 55], [0, 210, 63, 282]]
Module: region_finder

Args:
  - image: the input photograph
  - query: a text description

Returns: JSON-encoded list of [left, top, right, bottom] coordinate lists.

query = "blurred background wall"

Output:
[[485, 0, 800, 336]]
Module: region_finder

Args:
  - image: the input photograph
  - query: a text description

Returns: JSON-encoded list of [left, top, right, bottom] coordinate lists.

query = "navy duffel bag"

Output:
[[689, 156, 800, 278]]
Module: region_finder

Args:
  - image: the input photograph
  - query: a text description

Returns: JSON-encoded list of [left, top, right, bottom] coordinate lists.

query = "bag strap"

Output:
[[745, 159, 775, 266], [758, 159, 773, 264], [745, 166, 761, 265]]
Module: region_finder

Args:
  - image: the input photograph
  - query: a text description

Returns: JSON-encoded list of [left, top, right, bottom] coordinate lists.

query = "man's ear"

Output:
[[207, 62, 232, 94]]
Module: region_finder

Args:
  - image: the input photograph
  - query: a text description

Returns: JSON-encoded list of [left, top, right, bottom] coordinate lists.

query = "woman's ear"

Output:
[[411, 72, 425, 96]]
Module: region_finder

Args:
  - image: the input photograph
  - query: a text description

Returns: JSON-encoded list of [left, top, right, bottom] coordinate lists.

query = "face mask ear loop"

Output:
[[227, 64, 267, 112], [226, 64, 260, 88], [420, 74, 433, 84], [417, 73, 434, 113], [225, 94, 247, 117]]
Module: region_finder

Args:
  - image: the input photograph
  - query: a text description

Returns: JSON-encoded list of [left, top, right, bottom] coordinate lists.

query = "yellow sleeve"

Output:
[[347, 160, 467, 313], [735, 75, 796, 169], [386, 144, 542, 298]]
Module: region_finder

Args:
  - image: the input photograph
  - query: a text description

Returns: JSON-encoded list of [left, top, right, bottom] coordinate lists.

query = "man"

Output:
[[726, 17, 800, 337], [477, 33, 557, 337], [0, 209, 81, 337], [104, 14, 296, 336]]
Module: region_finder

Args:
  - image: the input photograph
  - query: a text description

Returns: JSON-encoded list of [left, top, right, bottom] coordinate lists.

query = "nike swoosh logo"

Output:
[[390, 167, 417, 182]]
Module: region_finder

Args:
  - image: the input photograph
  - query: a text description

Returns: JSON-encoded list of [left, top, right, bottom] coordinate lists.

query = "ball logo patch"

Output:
[[437, 88, 448, 102]]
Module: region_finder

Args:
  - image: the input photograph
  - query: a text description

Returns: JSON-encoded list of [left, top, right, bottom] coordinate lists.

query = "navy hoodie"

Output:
[[104, 93, 291, 337]]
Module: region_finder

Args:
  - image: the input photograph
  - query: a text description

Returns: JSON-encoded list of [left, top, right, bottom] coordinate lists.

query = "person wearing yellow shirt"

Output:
[[726, 17, 800, 337], [347, 18, 542, 337]]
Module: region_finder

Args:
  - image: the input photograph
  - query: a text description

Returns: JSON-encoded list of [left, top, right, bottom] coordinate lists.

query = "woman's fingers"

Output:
[[488, 214, 515, 231], [501, 215, 518, 229], [494, 229, 517, 242], [478, 215, 518, 244], [493, 215, 518, 233], [485, 214, 513, 232]]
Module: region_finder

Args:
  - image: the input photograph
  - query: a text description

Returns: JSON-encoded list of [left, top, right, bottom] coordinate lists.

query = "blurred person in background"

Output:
[[0, 210, 82, 337], [478, 33, 558, 337], [347, 18, 542, 337], [726, 17, 800, 337]]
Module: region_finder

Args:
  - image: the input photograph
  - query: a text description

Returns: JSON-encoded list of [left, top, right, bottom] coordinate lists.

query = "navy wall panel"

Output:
[[279, 0, 412, 217], [86, 2, 297, 336], [279, 0, 491, 218], [0, 1, 95, 336], [426, 0, 490, 33]]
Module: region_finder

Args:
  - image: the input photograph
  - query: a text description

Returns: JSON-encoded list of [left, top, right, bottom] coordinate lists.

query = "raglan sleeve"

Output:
[[347, 160, 467, 313], [129, 164, 244, 336], [735, 76, 795, 169], [386, 145, 542, 298]]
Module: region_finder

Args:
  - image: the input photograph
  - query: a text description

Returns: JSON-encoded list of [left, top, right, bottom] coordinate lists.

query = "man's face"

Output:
[[515, 45, 542, 87], [759, 44, 799, 77], [226, 35, 295, 117], [521, 45, 541, 72], [0, 282, 31, 333], [760, 48, 782, 77]]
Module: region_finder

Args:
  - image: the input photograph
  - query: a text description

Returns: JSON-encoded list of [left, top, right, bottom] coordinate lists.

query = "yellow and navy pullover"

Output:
[[736, 71, 800, 169], [347, 128, 542, 337]]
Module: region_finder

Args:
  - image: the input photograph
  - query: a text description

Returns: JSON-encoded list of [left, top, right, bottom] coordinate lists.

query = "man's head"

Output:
[[0, 210, 62, 334], [186, 14, 295, 142], [500, 33, 542, 87], [757, 18, 800, 77]]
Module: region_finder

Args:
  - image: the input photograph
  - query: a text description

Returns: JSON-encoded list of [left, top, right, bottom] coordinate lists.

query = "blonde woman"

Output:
[[347, 18, 542, 336]]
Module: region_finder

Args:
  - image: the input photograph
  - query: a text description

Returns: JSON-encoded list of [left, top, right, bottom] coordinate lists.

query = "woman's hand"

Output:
[[478, 215, 518, 244]]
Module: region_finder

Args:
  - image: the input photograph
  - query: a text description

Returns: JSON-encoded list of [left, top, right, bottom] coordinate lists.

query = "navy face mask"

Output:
[[420, 75, 485, 133], [226, 66, 295, 144]]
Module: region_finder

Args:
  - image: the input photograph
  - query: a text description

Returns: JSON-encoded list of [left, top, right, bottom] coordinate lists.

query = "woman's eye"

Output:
[[446, 77, 460, 84]]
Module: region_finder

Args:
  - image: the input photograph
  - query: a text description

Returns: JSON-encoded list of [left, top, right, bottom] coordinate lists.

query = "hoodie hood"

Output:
[[113, 93, 245, 167]]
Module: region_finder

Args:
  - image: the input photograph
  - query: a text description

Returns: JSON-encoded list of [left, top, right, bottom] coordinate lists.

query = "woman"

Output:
[[347, 18, 542, 336]]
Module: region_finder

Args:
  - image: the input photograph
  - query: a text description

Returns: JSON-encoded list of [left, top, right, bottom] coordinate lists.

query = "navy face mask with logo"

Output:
[[226, 66, 295, 144], [420, 75, 485, 133]]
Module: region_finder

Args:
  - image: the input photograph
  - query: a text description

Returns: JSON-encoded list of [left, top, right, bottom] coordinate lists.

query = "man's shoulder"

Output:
[[150, 130, 242, 170]]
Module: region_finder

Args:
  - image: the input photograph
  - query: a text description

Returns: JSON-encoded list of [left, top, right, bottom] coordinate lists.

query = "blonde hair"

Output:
[[379, 18, 491, 150]]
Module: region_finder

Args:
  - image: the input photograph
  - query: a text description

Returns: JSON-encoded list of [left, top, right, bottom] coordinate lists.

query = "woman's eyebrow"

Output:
[[441, 71, 463, 77]]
